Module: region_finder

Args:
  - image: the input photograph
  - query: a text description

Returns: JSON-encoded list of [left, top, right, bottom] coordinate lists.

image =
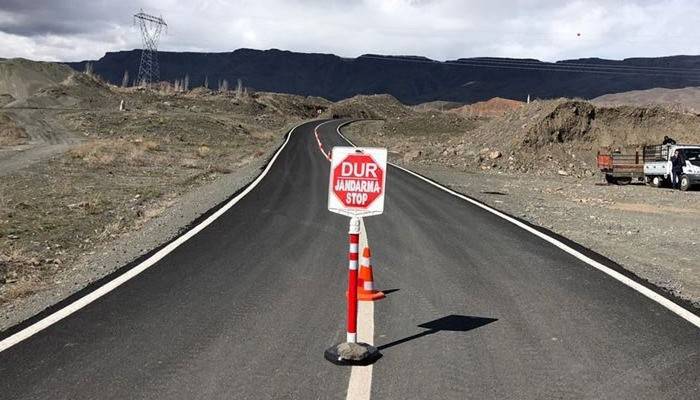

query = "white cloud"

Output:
[[1, 0, 699, 62]]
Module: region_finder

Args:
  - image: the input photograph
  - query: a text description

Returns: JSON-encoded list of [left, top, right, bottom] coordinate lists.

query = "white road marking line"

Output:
[[336, 121, 700, 329], [314, 119, 342, 162], [346, 219, 374, 400], [0, 120, 315, 353], [346, 301, 374, 400]]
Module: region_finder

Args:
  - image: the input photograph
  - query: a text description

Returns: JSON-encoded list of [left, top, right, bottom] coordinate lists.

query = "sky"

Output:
[[1, 0, 699, 62]]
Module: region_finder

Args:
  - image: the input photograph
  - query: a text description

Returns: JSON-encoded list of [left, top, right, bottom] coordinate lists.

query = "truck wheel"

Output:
[[680, 175, 691, 191], [650, 176, 662, 188], [605, 174, 616, 184], [616, 177, 632, 185]]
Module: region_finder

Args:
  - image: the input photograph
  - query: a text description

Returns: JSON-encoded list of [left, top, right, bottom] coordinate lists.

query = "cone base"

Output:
[[324, 342, 381, 366]]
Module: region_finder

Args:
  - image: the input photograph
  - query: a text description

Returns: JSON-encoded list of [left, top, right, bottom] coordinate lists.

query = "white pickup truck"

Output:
[[644, 144, 700, 191]]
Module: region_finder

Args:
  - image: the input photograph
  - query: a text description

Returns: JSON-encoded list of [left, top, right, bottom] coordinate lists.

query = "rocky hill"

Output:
[[68, 49, 700, 105], [449, 97, 524, 117], [593, 86, 700, 113]]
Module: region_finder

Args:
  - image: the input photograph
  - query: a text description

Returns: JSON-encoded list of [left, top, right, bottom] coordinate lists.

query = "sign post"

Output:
[[325, 147, 386, 366]]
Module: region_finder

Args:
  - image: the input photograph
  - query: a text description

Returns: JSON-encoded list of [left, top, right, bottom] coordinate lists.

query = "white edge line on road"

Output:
[[0, 120, 314, 353], [346, 218, 374, 400], [336, 121, 700, 329]]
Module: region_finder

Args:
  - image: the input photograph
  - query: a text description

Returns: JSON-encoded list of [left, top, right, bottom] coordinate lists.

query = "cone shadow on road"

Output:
[[377, 315, 497, 351]]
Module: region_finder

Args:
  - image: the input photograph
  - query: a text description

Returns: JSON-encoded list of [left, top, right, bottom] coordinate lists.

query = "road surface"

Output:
[[0, 119, 698, 399]]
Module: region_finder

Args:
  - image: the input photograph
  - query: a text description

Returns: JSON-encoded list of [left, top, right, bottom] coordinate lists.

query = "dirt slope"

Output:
[[443, 99, 700, 176], [412, 100, 464, 112], [0, 59, 74, 104], [323, 94, 414, 119], [593, 86, 700, 113], [449, 97, 524, 117], [323, 94, 480, 144]]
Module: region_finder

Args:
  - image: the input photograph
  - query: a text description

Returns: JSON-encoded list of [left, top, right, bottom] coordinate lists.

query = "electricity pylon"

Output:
[[134, 10, 167, 87]]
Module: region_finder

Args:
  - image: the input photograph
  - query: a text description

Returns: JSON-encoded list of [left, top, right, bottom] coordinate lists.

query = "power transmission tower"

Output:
[[134, 9, 167, 87]]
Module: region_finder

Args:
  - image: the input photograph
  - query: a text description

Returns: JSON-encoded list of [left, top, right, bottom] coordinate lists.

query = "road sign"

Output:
[[328, 147, 387, 217]]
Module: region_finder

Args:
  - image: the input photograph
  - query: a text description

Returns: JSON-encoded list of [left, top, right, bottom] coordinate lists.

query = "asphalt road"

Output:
[[1, 119, 698, 399]]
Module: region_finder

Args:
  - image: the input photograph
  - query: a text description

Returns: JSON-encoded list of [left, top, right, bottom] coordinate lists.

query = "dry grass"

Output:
[[96, 221, 122, 240], [69, 137, 164, 167], [0, 247, 51, 303]]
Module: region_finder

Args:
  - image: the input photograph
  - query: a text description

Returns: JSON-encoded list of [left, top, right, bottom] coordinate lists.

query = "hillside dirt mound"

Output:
[[450, 97, 524, 118], [0, 58, 116, 109], [454, 99, 700, 176], [0, 59, 74, 102], [593, 86, 700, 114], [255, 92, 330, 117], [412, 100, 464, 112], [323, 94, 414, 119], [10, 69, 113, 109]]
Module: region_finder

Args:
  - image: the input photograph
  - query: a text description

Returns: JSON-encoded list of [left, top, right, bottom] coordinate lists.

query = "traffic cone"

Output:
[[357, 247, 385, 301]]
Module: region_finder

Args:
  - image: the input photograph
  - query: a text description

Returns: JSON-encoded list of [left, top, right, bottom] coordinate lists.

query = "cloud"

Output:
[[0, 0, 699, 62]]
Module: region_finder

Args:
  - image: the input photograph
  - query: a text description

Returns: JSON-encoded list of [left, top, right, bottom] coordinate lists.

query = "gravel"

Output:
[[344, 123, 700, 309]]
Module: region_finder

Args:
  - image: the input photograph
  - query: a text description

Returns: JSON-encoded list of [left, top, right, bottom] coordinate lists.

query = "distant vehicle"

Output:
[[644, 144, 700, 190], [597, 143, 700, 191], [596, 148, 645, 185]]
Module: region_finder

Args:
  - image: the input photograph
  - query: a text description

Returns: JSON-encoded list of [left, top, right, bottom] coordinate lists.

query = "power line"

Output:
[[451, 59, 700, 78], [358, 54, 700, 80], [470, 57, 700, 73]]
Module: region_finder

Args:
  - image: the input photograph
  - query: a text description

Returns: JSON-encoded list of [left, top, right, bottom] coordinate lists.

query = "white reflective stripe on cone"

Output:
[[347, 332, 357, 343], [364, 281, 374, 291]]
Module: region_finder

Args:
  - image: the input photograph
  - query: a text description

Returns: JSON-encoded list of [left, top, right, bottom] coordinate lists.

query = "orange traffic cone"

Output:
[[357, 247, 385, 301]]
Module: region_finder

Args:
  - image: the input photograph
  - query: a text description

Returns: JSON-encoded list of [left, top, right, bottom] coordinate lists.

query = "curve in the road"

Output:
[[334, 121, 700, 329], [0, 119, 698, 400]]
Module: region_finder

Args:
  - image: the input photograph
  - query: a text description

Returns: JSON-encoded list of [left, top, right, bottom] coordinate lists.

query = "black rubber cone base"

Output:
[[324, 342, 381, 366]]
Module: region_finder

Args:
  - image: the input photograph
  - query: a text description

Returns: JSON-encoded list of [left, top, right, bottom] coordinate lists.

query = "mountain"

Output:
[[67, 48, 700, 105]]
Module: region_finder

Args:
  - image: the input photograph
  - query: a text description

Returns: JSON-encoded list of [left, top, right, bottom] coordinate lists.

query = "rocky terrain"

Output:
[[343, 100, 700, 308], [448, 97, 524, 118], [0, 59, 328, 329]]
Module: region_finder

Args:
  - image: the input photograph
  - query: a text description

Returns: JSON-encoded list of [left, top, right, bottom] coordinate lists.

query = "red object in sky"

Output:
[[331, 153, 385, 209]]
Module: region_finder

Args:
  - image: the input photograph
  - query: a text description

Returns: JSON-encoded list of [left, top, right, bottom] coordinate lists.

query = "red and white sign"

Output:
[[328, 147, 387, 217]]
